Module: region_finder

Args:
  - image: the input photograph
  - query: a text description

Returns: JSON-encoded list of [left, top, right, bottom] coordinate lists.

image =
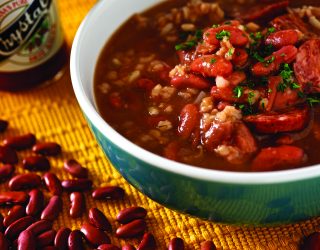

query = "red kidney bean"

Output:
[[116, 219, 146, 238], [116, 206, 147, 224], [17, 230, 36, 250], [170, 74, 210, 90], [0, 214, 3, 232], [0, 232, 9, 250], [32, 142, 61, 156], [265, 29, 299, 49], [122, 244, 136, 250], [0, 120, 8, 133], [70, 192, 85, 218], [168, 237, 184, 250], [0, 164, 14, 183], [4, 215, 34, 240], [43, 173, 63, 196], [37, 229, 56, 248], [98, 244, 121, 250], [92, 186, 125, 200], [9, 173, 42, 191], [88, 208, 112, 232], [63, 159, 88, 178], [68, 230, 85, 250], [0, 145, 18, 164], [3, 205, 25, 227], [22, 155, 50, 171], [43, 247, 58, 250], [26, 220, 53, 236], [41, 196, 62, 221], [137, 233, 156, 250], [0, 191, 29, 206], [55, 227, 71, 250], [3, 133, 36, 150], [178, 104, 199, 140], [80, 222, 110, 247], [301, 232, 320, 250], [200, 240, 216, 250], [26, 189, 44, 216], [61, 179, 92, 192]]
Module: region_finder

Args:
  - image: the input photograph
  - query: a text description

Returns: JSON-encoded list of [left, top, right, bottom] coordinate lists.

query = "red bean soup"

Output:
[[94, 0, 320, 172]]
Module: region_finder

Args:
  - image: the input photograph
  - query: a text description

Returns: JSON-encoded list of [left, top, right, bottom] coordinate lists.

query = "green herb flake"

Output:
[[298, 91, 305, 98], [175, 40, 197, 51], [277, 81, 288, 92], [248, 91, 255, 105], [210, 58, 217, 64], [307, 97, 320, 106], [233, 86, 244, 98], [212, 24, 220, 28], [291, 82, 301, 89], [278, 63, 294, 92], [253, 52, 265, 62], [268, 88, 272, 93], [268, 27, 276, 34], [195, 29, 203, 39], [216, 30, 231, 40], [264, 56, 275, 66], [227, 48, 234, 57]]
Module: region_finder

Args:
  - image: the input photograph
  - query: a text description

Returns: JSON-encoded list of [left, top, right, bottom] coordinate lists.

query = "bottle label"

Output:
[[0, 0, 64, 72]]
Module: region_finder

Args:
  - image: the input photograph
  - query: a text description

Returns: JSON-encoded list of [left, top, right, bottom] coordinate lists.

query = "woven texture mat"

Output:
[[0, 0, 320, 249]]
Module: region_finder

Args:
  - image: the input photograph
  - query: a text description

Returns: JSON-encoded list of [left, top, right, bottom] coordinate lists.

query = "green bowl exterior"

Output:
[[87, 118, 320, 225]]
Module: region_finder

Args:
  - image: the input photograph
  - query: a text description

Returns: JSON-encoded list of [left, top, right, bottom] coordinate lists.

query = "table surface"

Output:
[[1, 0, 320, 249]]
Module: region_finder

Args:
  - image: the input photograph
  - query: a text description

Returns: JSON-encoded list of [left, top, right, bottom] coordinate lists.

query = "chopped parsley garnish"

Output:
[[298, 91, 305, 98], [307, 97, 320, 106], [248, 91, 255, 105], [210, 58, 217, 64], [267, 27, 276, 34], [277, 81, 288, 92], [253, 52, 265, 62], [227, 48, 234, 57], [264, 56, 275, 66], [250, 32, 263, 41], [268, 88, 273, 93], [278, 63, 294, 92], [233, 86, 243, 98], [212, 24, 220, 28], [216, 30, 231, 40], [237, 104, 255, 116], [224, 21, 232, 25], [195, 29, 203, 39], [175, 40, 197, 51], [291, 82, 301, 89]]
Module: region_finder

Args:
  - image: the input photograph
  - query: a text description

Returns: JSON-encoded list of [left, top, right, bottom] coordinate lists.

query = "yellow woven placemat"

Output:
[[0, 0, 320, 249]]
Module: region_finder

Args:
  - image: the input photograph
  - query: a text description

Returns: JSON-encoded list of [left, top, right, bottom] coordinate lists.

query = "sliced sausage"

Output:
[[265, 30, 299, 49], [244, 105, 309, 134], [251, 145, 305, 171], [294, 39, 320, 93]]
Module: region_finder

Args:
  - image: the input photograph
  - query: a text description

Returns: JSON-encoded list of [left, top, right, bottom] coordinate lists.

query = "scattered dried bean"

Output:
[[116, 219, 146, 238], [41, 196, 62, 221], [22, 155, 50, 171], [37, 229, 56, 248], [43, 173, 63, 196], [3, 205, 25, 227], [0, 232, 9, 250], [17, 230, 36, 250], [64, 159, 88, 178], [92, 186, 125, 200], [61, 179, 92, 192], [168, 238, 184, 250], [301, 232, 320, 250], [0, 145, 18, 164], [88, 208, 112, 232], [98, 244, 121, 250], [117, 206, 147, 224], [54, 227, 71, 250], [26, 189, 44, 216], [4, 215, 34, 240], [137, 232, 156, 250], [0, 191, 29, 206], [122, 244, 136, 250], [0, 120, 8, 133], [70, 192, 85, 218], [3, 133, 36, 150], [32, 142, 61, 156], [200, 241, 216, 250], [80, 222, 110, 247], [0, 164, 14, 183], [26, 220, 53, 236], [68, 230, 85, 250], [9, 173, 42, 191]]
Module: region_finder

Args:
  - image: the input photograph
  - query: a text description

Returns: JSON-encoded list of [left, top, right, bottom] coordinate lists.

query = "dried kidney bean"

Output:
[[98, 244, 121, 250], [43, 173, 63, 196], [88, 208, 112, 232], [17, 230, 36, 250], [4, 215, 34, 240], [64, 159, 88, 178], [0, 164, 14, 183], [55, 227, 71, 250], [0, 120, 8, 133], [92, 186, 125, 200], [68, 230, 84, 250], [9, 173, 42, 190], [37, 229, 56, 248], [80, 222, 110, 247], [41, 196, 62, 221], [26, 220, 53, 236], [26, 189, 44, 216], [0, 191, 29, 206], [116, 206, 147, 224], [137, 232, 156, 250], [168, 237, 184, 250], [122, 244, 136, 250], [70, 192, 85, 218], [0, 232, 9, 250], [116, 219, 147, 238], [32, 142, 61, 156], [3, 133, 36, 150], [200, 241, 216, 250], [61, 179, 92, 192], [22, 155, 50, 171], [0, 145, 18, 164], [3, 205, 25, 227], [301, 232, 320, 250]]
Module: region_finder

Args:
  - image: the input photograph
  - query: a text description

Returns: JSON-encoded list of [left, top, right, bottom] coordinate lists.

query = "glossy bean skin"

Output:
[[168, 238, 184, 250], [137, 233, 156, 250], [54, 227, 71, 250], [0, 145, 18, 165], [70, 192, 85, 218], [80, 222, 110, 247], [122, 244, 136, 250], [9, 173, 42, 191], [0, 232, 9, 250], [98, 244, 121, 250], [265, 29, 299, 49], [17, 230, 36, 250], [116, 219, 146, 238], [4, 215, 35, 240], [178, 104, 199, 140], [3, 133, 36, 150], [0, 214, 3, 232], [22, 155, 50, 172], [26, 220, 53, 236], [43, 173, 63, 196], [170, 74, 210, 90], [63, 159, 88, 178], [3, 205, 26, 227], [68, 230, 85, 250], [116, 206, 147, 224], [200, 240, 217, 250], [26, 189, 44, 216], [32, 142, 61, 156], [41, 196, 62, 221], [37, 229, 56, 248], [92, 186, 125, 200], [88, 208, 112, 231], [0, 120, 8, 133], [0, 164, 15, 183], [0, 191, 29, 206], [61, 179, 92, 192]]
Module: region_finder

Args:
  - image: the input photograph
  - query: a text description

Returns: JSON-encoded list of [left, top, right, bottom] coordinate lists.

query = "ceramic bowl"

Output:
[[70, 0, 320, 225]]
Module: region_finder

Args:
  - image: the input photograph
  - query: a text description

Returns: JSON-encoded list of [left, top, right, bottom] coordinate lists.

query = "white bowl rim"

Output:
[[70, 0, 320, 185]]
